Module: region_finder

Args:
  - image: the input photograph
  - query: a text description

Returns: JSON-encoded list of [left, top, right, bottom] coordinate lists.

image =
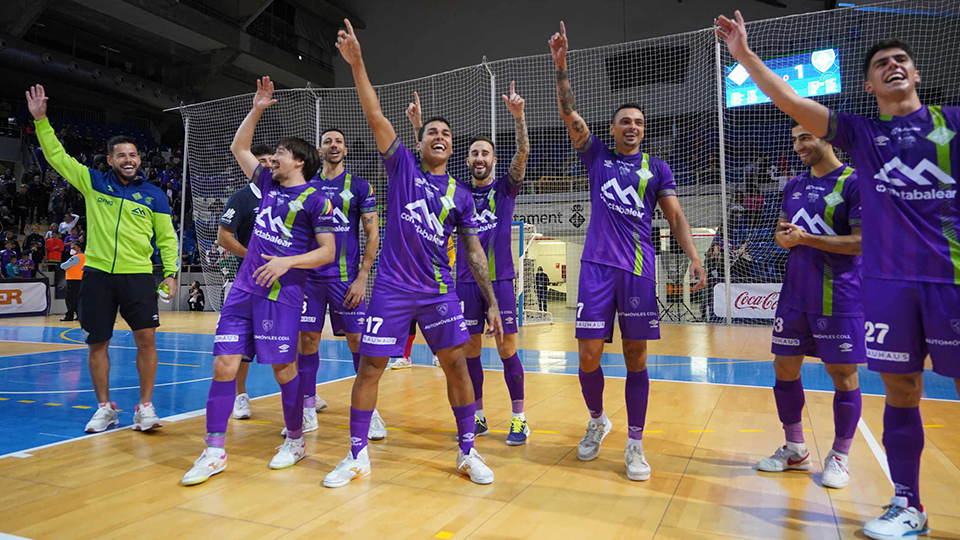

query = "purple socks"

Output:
[[466, 356, 483, 410], [350, 407, 374, 458], [579, 367, 604, 418], [205, 379, 236, 448], [279, 376, 304, 439], [883, 404, 924, 509], [502, 353, 525, 413], [352, 352, 361, 373], [774, 378, 805, 443], [625, 369, 649, 441], [832, 388, 861, 454], [452, 403, 477, 455], [298, 352, 319, 410]]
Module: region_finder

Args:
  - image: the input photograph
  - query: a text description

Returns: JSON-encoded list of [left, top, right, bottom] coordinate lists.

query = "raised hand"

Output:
[[25, 85, 48, 121], [548, 21, 569, 67], [501, 81, 525, 119], [253, 76, 277, 111], [716, 10, 751, 61], [405, 91, 422, 129], [335, 19, 363, 66]]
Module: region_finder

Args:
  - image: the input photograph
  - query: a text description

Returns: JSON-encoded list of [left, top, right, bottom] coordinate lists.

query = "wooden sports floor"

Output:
[[1, 313, 959, 540]]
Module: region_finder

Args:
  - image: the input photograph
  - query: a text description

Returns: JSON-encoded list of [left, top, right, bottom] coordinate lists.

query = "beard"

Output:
[[113, 164, 138, 182], [471, 164, 493, 182]]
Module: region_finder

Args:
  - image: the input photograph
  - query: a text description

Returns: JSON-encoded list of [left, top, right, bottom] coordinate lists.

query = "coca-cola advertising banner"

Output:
[[713, 283, 782, 320]]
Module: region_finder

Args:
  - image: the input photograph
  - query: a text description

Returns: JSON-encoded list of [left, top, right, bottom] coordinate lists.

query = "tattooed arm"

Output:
[[344, 211, 380, 309], [548, 21, 591, 149], [461, 233, 504, 340], [502, 81, 529, 184]]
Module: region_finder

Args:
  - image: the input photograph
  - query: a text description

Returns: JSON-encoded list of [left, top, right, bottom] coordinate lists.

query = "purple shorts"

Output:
[[862, 277, 960, 377], [301, 279, 366, 335], [359, 281, 470, 357], [575, 261, 660, 341], [771, 304, 865, 364], [214, 290, 299, 365], [456, 279, 518, 335]]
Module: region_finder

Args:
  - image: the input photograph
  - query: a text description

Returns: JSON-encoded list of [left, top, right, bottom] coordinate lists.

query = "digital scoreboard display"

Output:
[[725, 49, 841, 108]]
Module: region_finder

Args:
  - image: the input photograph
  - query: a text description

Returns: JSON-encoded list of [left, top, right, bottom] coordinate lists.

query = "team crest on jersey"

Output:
[[132, 192, 142, 200], [288, 199, 304, 212], [262, 319, 274, 332], [145, 196, 153, 205], [817, 318, 828, 331], [824, 192, 843, 206], [927, 126, 956, 147], [951, 319, 960, 335], [629, 297, 641, 309], [437, 304, 449, 316]]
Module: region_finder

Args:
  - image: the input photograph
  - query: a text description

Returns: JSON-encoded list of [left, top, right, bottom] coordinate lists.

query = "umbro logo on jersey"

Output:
[[875, 158, 956, 187], [603, 160, 614, 169], [791, 208, 836, 236], [279, 344, 290, 353], [222, 208, 236, 221], [792, 192, 802, 200], [874, 135, 890, 146], [840, 343, 853, 353]]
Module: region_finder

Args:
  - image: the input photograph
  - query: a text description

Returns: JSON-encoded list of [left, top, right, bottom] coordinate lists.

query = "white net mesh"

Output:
[[176, 0, 960, 326]]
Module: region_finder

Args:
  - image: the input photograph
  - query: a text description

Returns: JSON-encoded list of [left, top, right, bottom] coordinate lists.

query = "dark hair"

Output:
[[863, 39, 916, 76], [790, 118, 800, 128], [276, 137, 321, 180], [320, 128, 346, 142], [418, 116, 451, 142], [467, 136, 495, 155], [611, 103, 644, 124], [250, 143, 275, 157], [107, 135, 138, 155]]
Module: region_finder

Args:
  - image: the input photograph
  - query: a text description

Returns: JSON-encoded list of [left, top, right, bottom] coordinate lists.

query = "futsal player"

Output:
[[218, 143, 276, 420], [548, 22, 707, 481], [27, 85, 179, 434], [406, 83, 532, 445], [759, 119, 864, 490], [292, 128, 386, 440], [182, 77, 336, 486], [718, 11, 960, 538], [324, 20, 502, 488]]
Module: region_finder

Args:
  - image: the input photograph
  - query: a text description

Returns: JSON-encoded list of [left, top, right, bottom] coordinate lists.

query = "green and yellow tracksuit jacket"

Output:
[[36, 118, 179, 278]]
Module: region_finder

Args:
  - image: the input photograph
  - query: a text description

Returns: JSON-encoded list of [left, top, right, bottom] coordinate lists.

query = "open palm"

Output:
[[253, 76, 277, 110], [716, 11, 750, 61], [25, 85, 48, 120]]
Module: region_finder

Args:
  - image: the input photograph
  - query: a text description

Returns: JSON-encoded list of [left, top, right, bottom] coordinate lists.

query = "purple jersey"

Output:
[[307, 170, 377, 283], [826, 106, 960, 284], [779, 165, 862, 316], [232, 164, 334, 307], [577, 134, 677, 280], [378, 138, 478, 294], [456, 172, 520, 282]]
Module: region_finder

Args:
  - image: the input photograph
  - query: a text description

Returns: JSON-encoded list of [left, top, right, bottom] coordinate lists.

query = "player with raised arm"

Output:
[[759, 119, 864, 490], [218, 144, 276, 420], [324, 20, 502, 488], [406, 84, 531, 444], [718, 11, 960, 538], [181, 77, 337, 486], [290, 128, 384, 440], [549, 22, 706, 481]]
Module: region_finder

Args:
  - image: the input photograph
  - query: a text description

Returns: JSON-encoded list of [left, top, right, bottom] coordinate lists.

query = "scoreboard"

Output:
[[725, 48, 842, 108]]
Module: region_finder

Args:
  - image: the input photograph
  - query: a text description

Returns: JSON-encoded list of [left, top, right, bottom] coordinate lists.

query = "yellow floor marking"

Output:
[[435, 532, 454, 539], [72, 405, 91, 409], [246, 420, 272, 425], [689, 430, 715, 433], [18, 400, 35, 403], [739, 429, 765, 433], [158, 362, 200, 368], [44, 403, 62, 406], [644, 430, 664, 434], [0, 397, 7, 400], [923, 424, 943, 428]]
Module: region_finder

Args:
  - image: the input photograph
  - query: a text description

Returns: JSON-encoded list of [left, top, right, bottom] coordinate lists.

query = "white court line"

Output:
[[0, 360, 69, 371], [0, 373, 358, 460], [0, 532, 34, 539], [858, 417, 892, 485]]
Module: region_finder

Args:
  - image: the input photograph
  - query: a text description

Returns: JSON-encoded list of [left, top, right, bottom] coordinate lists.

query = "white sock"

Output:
[[512, 412, 525, 421], [590, 412, 608, 425], [626, 438, 642, 450], [476, 408, 485, 420], [786, 441, 807, 455]]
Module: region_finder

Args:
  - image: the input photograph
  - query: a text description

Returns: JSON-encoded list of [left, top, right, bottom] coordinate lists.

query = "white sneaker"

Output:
[[821, 450, 850, 489], [577, 416, 612, 461], [269, 437, 306, 469], [368, 409, 387, 441], [315, 397, 328, 411], [389, 356, 412, 369], [457, 447, 494, 485], [181, 447, 227, 486], [323, 447, 371, 488], [281, 408, 319, 437], [863, 496, 929, 539], [625, 445, 651, 481], [84, 402, 119, 433], [132, 403, 162, 431], [757, 444, 812, 472], [232, 393, 251, 419], [432, 355, 441, 367]]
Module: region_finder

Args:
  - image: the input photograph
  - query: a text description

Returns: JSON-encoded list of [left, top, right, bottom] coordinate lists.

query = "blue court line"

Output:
[[0, 325, 956, 457]]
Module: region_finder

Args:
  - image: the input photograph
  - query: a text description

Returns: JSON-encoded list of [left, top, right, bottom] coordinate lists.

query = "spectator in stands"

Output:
[[60, 210, 80, 235], [0, 169, 14, 195], [26, 175, 42, 224], [17, 250, 35, 278], [4, 230, 20, 258], [0, 241, 16, 278], [60, 243, 84, 321], [45, 223, 56, 239], [535, 266, 550, 312], [188, 281, 205, 312], [14, 184, 30, 233], [63, 228, 79, 252], [743, 184, 765, 230], [698, 154, 720, 185], [23, 225, 45, 265], [0, 206, 14, 232], [46, 230, 64, 265], [21, 164, 38, 188], [730, 240, 756, 281]]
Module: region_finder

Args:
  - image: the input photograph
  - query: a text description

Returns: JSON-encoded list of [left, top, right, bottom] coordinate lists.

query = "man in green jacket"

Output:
[[27, 84, 179, 434]]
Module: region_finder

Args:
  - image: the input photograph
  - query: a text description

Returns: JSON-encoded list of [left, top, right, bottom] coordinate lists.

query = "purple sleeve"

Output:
[[501, 172, 521, 199], [381, 138, 412, 183], [846, 172, 862, 227], [456, 191, 478, 235], [576, 133, 605, 169], [824, 110, 864, 154], [655, 160, 678, 198], [355, 176, 377, 213], [251, 164, 275, 194]]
